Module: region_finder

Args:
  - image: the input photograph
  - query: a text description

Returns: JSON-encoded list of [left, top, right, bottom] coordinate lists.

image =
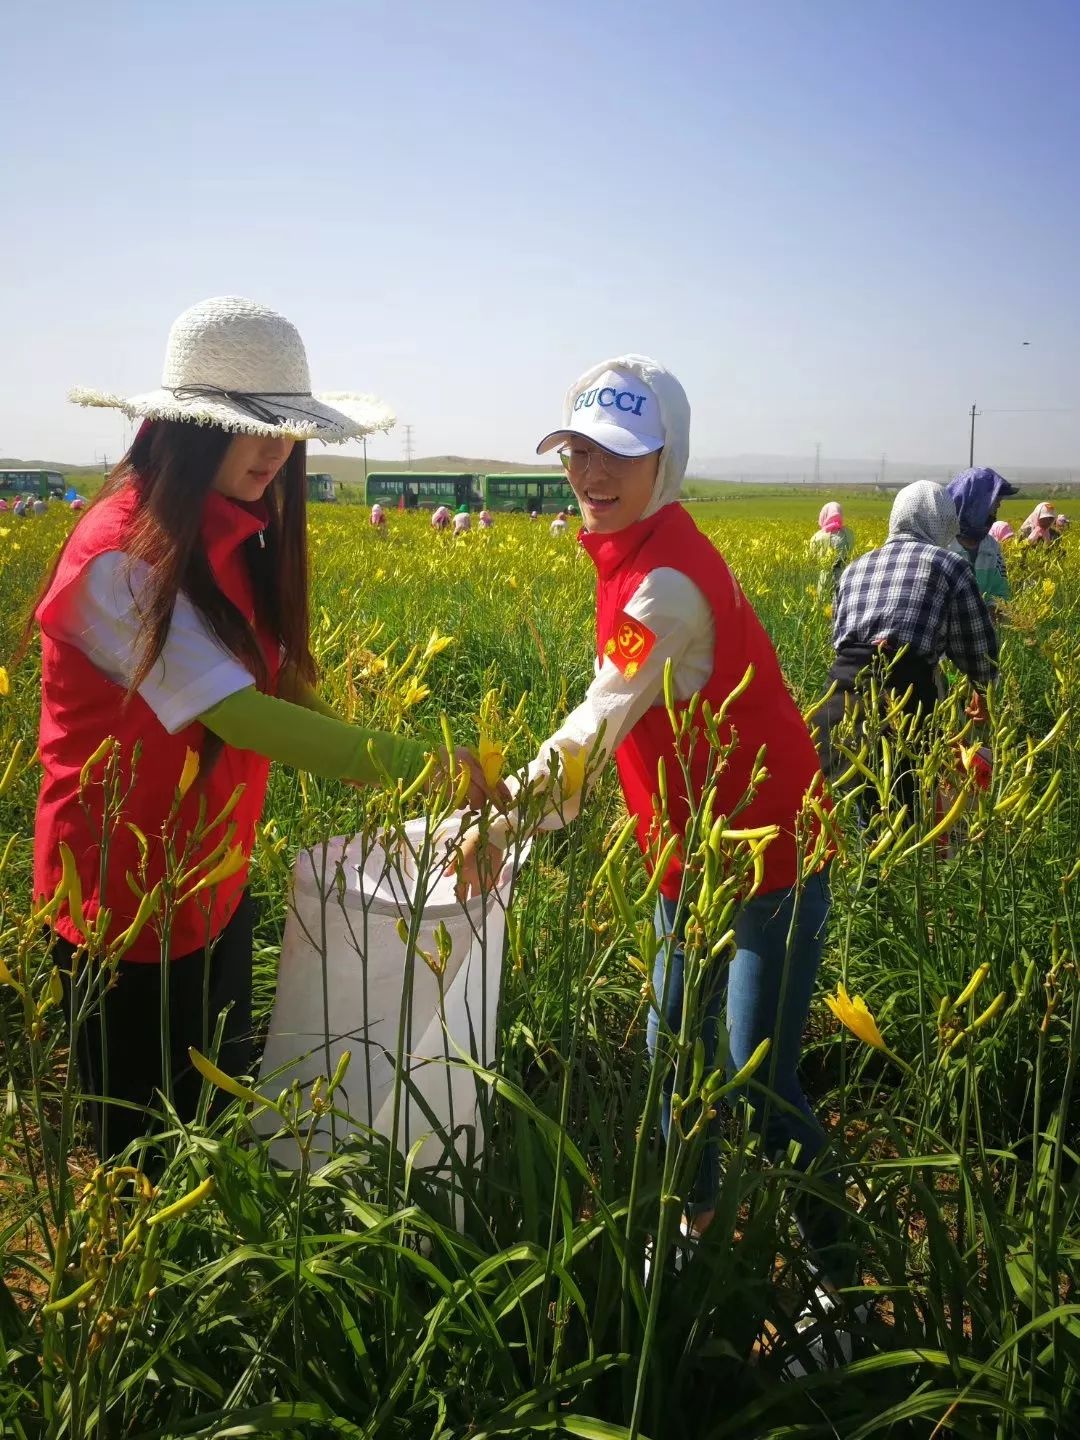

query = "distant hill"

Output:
[[691, 453, 1080, 488], [8, 449, 1079, 493], [0, 457, 104, 476], [0, 454, 562, 486]]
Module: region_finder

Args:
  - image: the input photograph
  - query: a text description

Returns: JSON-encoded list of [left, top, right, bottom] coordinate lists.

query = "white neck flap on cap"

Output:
[[563, 354, 691, 520]]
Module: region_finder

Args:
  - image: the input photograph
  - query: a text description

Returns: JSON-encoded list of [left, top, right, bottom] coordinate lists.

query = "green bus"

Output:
[[481, 473, 575, 514], [364, 472, 482, 511], [0, 468, 66, 500], [307, 472, 337, 503]]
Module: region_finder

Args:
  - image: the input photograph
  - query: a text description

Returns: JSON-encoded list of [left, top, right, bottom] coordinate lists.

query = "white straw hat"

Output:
[[69, 296, 395, 443]]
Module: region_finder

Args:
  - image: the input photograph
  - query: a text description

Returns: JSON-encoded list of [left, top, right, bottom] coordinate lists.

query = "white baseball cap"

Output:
[[536, 367, 665, 457]]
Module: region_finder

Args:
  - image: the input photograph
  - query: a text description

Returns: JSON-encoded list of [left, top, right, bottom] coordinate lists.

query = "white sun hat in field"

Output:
[[69, 295, 395, 443]]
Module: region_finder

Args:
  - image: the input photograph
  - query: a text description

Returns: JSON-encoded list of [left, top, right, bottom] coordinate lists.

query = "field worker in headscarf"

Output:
[[809, 502, 855, 593], [369, 502, 387, 530], [1053, 513, 1070, 538], [946, 467, 1018, 607], [431, 504, 451, 532], [478, 507, 494, 529], [815, 481, 998, 823], [1020, 502, 1057, 543], [990, 520, 1015, 544], [455, 355, 847, 1288], [550, 510, 569, 536], [453, 503, 472, 535]]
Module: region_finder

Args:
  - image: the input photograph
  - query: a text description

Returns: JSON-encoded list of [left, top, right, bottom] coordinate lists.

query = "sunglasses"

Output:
[[557, 445, 651, 480]]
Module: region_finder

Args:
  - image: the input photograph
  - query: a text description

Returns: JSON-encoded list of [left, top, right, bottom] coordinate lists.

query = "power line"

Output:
[[970, 403, 1074, 466]]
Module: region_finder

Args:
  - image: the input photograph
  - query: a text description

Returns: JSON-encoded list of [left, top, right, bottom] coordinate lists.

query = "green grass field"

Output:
[[1, 494, 1078, 1438]]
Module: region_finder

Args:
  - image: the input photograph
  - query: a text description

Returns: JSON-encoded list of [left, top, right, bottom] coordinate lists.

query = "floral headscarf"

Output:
[[888, 481, 960, 548], [818, 501, 844, 535]]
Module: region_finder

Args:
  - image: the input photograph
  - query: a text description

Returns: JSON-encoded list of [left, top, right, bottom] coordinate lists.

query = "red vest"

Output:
[[34, 483, 279, 962], [582, 504, 821, 899]]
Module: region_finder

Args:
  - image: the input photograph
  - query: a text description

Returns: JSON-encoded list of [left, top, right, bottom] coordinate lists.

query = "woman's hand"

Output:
[[434, 746, 511, 812], [451, 826, 506, 902], [965, 690, 989, 724]]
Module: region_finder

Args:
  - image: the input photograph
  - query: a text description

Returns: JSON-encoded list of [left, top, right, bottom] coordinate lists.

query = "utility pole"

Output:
[[403, 425, 414, 468], [813, 441, 821, 487], [879, 453, 887, 486], [969, 403, 979, 467], [362, 435, 368, 485]]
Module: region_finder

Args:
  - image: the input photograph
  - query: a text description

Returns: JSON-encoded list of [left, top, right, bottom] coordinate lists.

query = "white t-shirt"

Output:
[[493, 566, 714, 840], [45, 551, 255, 735]]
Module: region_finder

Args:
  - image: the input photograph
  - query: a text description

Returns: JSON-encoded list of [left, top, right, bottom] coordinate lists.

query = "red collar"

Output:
[[579, 505, 677, 580], [200, 489, 268, 572]]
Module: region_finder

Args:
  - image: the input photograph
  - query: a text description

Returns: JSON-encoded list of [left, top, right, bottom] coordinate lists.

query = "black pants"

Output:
[[815, 647, 939, 826], [56, 894, 255, 1161]]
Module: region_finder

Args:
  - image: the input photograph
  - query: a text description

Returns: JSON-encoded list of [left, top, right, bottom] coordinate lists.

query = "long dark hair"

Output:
[[26, 419, 315, 697]]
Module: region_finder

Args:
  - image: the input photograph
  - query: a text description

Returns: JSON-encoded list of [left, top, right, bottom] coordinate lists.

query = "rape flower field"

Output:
[[1, 493, 1079, 1438]]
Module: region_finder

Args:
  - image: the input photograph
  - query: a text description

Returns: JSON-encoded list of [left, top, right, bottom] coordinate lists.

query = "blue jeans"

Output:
[[646, 869, 846, 1271]]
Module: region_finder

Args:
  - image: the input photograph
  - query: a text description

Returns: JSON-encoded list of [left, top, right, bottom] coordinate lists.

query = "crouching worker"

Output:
[[815, 481, 998, 827], [456, 355, 847, 1284], [30, 297, 501, 1162]]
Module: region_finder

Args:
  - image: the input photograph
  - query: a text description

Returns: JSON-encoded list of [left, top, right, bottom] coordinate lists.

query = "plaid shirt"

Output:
[[833, 538, 998, 689]]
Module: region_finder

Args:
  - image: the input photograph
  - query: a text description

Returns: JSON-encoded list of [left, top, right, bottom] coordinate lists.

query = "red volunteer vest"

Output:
[[34, 483, 279, 961], [582, 504, 822, 899]]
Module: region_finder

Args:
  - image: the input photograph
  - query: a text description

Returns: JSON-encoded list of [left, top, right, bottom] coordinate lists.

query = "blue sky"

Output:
[[3, 0, 1078, 470]]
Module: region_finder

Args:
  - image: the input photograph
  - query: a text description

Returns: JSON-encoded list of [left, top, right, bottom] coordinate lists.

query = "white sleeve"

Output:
[[492, 568, 714, 839], [46, 551, 256, 735]]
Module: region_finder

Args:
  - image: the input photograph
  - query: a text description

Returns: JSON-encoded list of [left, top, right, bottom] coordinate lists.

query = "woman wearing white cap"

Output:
[[456, 356, 846, 1286], [28, 296, 499, 1162]]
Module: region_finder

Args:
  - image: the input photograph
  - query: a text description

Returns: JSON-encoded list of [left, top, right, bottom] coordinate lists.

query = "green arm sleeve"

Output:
[[276, 663, 341, 719], [289, 676, 339, 719], [199, 686, 429, 788]]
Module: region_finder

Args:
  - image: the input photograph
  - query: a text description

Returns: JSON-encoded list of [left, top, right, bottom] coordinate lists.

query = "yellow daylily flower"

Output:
[[177, 747, 200, 799], [478, 730, 505, 789], [423, 628, 455, 661], [191, 843, 247, 894], [826, 983, 912, 1071], [400, 678, 430, 708], [0, 666, 9, 697], [556, 745, 587, 801], [826, 983, 886, 1049]]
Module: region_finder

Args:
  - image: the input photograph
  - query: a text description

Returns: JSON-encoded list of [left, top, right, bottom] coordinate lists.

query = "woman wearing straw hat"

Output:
[[30, 296, 499, 1161]]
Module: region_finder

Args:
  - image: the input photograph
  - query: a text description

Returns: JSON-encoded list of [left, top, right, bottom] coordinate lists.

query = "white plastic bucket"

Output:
[[255, 815, 528, 1174]]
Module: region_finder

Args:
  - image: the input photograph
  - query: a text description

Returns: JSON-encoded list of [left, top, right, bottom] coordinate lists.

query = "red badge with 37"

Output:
[[604, 610, 657, 680]]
